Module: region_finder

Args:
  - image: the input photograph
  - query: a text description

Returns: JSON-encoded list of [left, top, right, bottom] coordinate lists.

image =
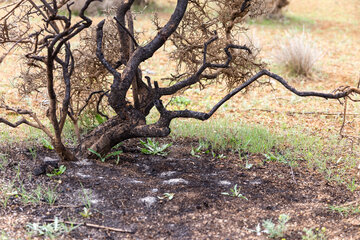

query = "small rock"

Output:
[[249, 179, 263, 185], [151, 188, 159, 193], [218, 180, 231, 186], [128, 179, 143, 184], [33, 157, 59, 176], [140, 196, 157, 207], [163, 178, 189, 185], [75, 159, 93, 166], [76, 172, 91, 178], [160, 171, 177, 178]]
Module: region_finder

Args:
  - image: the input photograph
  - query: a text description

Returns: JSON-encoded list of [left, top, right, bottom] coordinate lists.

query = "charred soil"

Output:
[[0, 138, 359, 239]]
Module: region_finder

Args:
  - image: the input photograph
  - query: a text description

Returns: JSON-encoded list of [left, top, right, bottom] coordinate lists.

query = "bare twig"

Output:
[[43, 219, 136, 233]]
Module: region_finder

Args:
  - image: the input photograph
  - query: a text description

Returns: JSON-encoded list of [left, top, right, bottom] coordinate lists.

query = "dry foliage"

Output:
[[274, 31, 323, 76], [168, 0, 266, 90]]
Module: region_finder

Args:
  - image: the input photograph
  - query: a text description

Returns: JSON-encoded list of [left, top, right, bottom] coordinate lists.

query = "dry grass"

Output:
[[274, 30, 323, 76]]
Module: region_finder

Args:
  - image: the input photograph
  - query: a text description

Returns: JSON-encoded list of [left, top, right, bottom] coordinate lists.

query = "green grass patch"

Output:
[[170, 117, 359, 191], [170, 118, 277, 153]]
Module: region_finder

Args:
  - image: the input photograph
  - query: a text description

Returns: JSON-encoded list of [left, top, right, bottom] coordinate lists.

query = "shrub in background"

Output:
[[274, 30, 323, 76]]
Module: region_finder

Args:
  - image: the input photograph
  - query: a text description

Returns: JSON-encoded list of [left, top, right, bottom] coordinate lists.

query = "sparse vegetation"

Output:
[[140, 138, 172, 157], [88, 148, 123, 163], [262, 214, 291, 238], [221, 184, 248, 200], [302, 227, 327, 240], [26, 217, 79, 239]]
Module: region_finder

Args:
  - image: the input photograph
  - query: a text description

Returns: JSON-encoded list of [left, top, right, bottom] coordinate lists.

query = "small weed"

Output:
[[140, 138, 172, 156], [41, 138, 54, 150], [302, 227, 327, 240], [88, 148, 123, 163], [346, 178, 358, 192], [79, 185, 93, 218], [221, 184, 248, 200], [0, 181, 17, 208], [80, 206, 92, 218], [27, 217, 79, 240], [47, 165, 66, 177], [328, 204, 360, 217], [44, 186, 58, 205], [190, 145, 202, 158], [244, 159, 254, 169], [28, 147, 37, 160], [158, 193, 175, 200], [262, 214, 290, 238]]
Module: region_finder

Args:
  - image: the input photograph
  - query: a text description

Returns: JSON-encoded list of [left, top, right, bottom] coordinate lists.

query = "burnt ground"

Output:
[[1, 138, 360, 240]]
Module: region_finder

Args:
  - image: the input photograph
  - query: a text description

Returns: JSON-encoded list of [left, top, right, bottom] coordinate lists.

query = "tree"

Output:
[[0, 0, 359, 162]]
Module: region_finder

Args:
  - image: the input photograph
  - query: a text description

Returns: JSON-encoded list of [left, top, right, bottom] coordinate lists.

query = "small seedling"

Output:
[[88, 148, 122, 162], [47, 165, 66, 177], [79, 207, 92, 218], [221, 184, 248, 200], [41, 138, 54, 150], [158, 193, 175, 200], [190, 145, 202, 158], [262, 214, 290, 238], [139, 138, 172, 157], [28, 148, 37, 160], [302, 227, 327, 240]]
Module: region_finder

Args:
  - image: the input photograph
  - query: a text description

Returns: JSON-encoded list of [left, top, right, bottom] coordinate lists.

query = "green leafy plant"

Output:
[[88, 148, 122, 162], [262, 214, 290, 238], [41, 138, 54, 150], [221, 184, 248, 200], [139, 138, 172, 157], [47, 165, 66, 177], [158, 193, 175, 200], [302, 227, 327, 240], [95, 114, 106, 125], [0, 231, 9, 240], [170, 96, 191, 108], [27, 217, 79, 240]]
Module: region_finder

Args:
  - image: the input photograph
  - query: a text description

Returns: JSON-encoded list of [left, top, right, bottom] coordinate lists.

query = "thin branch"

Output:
[[158, 39, 251, 96], [153, 69, 360, 124], [43, 219, 135, 233], [78, 90, 106, 116], [113, 16, 139, 47]]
